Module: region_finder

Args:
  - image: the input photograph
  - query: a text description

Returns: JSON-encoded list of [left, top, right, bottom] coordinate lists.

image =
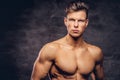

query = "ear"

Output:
[[64, 17, 68, 27], [85, 19, 89, 28]]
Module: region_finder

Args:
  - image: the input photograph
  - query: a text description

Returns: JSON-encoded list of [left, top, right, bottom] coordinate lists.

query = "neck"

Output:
[[65, 34, 85, 48]]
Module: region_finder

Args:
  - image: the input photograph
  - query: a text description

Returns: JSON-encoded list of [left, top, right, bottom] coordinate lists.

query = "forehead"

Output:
[[67, 10, 86, 19]]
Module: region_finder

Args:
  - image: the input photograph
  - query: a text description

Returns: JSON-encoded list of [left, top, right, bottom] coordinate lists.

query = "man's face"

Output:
[[64, 10, 88, 38]]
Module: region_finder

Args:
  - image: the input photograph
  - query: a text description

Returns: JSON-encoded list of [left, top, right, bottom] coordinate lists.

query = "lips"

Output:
[[72, 30, 79, 33]]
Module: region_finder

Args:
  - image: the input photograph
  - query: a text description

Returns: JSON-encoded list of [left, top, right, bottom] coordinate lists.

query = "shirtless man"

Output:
[[31, 1, 104, 80]]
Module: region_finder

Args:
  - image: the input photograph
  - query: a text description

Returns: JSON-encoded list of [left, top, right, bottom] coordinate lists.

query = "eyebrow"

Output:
[[68, 18, 75, 21]]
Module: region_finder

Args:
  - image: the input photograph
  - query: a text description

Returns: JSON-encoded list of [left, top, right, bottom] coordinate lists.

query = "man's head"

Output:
[[64, 1, 89, 38], [65, 1, 89, 19]]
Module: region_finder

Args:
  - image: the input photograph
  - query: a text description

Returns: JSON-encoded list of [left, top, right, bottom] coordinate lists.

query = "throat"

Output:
[[65, 35, 85, 48]]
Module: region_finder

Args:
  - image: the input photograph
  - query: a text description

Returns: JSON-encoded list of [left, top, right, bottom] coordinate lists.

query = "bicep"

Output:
[[31, 45, 54, 80], [93, 47, 104, 80], [94, 56, 104, 80], [94, 62, 104, 80], [31, 43, 57, 80]]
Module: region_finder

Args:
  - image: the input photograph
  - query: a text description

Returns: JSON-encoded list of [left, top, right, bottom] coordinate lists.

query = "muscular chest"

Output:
[[53, 49, 95, 75]]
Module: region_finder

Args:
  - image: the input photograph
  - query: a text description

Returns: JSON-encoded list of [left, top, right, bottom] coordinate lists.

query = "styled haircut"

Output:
[[65, 1, 89, 19]]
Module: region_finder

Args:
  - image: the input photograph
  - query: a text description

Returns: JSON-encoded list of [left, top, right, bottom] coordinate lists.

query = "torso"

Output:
[[48, 38, 97, 80]]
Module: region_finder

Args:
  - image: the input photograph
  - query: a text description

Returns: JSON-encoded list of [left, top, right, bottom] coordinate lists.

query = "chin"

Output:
[[69, 34, 82, 38]]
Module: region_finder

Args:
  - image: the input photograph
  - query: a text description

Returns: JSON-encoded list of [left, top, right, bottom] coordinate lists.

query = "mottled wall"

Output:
[[0, 0, 120, 80]]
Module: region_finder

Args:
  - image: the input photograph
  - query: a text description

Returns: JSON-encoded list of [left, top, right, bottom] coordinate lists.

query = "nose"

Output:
[[74, 20, 78, 28]]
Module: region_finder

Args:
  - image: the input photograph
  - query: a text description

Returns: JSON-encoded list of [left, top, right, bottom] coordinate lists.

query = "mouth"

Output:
[[72, 30, 79, 33]]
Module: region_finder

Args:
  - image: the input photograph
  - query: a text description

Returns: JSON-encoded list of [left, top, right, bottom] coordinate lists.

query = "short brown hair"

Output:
[[65, 1, 89, 19]]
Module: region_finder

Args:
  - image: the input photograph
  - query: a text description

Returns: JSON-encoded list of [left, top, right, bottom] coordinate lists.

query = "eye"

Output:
[[78, 19, 86, 22], [68, 19, 75, 22]]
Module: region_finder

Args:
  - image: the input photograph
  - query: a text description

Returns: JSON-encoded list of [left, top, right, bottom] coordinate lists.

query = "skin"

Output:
[[31, 10, 104, 80]]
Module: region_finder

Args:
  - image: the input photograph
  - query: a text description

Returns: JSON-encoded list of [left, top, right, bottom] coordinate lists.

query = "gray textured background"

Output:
[[0, 0, 120, 80]]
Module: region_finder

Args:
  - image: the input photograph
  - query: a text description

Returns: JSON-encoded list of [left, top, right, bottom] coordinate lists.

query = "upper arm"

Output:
[[31, 43, 56, 80], [94, 47, 104, 80]]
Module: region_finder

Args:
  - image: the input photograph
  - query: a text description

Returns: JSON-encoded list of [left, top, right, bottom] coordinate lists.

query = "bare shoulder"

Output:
[[42, 41, 59, 53], [37, 41, 60, 62], [87, 44, 103, 62]]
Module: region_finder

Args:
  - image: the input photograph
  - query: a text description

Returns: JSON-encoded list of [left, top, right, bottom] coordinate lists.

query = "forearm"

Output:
[[91, 73, 95, 80]]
